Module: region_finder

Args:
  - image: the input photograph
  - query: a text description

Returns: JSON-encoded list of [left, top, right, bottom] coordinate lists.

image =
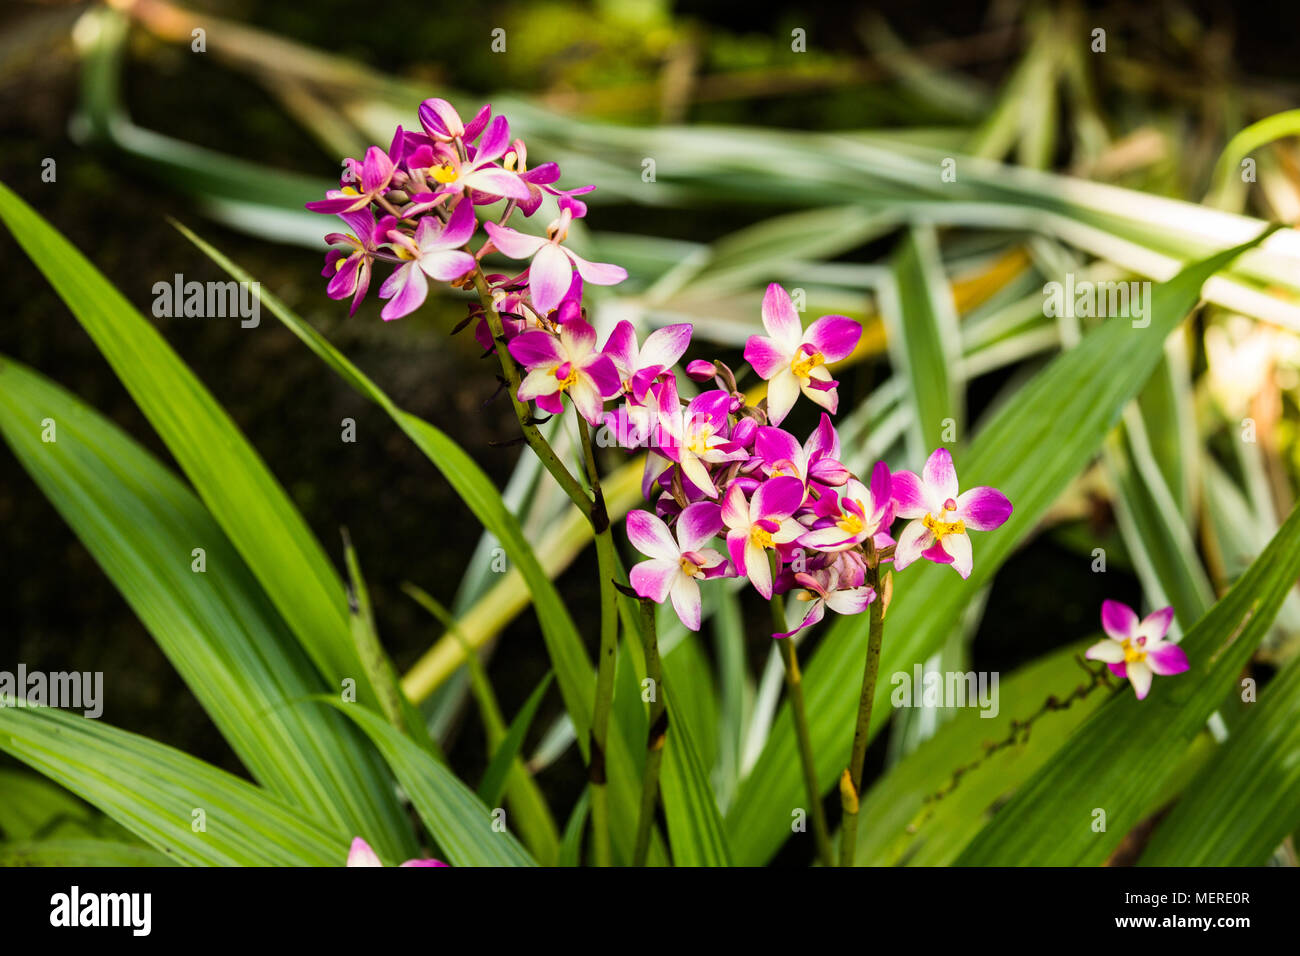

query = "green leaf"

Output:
[[342, 534, 443, 759], [180, 223, 654, 864], [0, 355, 415, 860], [477, 673, 553, 808], [0, 770, 103, 841], [0, 182, 388, 738], [404, 582, 560, 864], [322, 701, 536, 867], [559, 789, 591, 867], [0, 704, 348, 866], [854, 641, 1108, 865], [726, 229, 1278, 865], [1104, 413, 1213, 626], [174, 222, 594, 747], [957, 495, 1300, 864], [1140, 653, 1300, 865], [883, 224, 964, 460], [0, 839, 174, 867], [659, 688, 734, 866]]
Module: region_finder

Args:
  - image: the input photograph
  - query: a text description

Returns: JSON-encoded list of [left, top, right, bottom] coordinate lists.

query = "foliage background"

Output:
[[1, 0, 1298, 866]]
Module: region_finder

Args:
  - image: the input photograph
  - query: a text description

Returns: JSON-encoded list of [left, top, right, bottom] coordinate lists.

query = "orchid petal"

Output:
[[630, 558, 678, 604], [761, 283, 802, 351], [1101, 599, 1139, 642], [528, 243, 574, 314], [956, 486, 1013, 531], [802, 314, 861, 362], [922, 447, 959, 504]]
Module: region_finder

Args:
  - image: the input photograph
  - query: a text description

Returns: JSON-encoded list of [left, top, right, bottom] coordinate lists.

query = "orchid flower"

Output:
[[743, 283, 862, 425], [774, 566, 876, 639], [798, 462, 894, 552], [603, 320, 693, 401], [307, 141, 399, 215], [508, 319, 621, 424], [753, 416, 850, 488], [416, 98, 490, 144], [1084, 600, 1188, 700], [406, 114, 530, 205], [627, 503, 727, 631], [654, 376, 745, 498], [322, 209, 396, 316], [484, 197, 627, 314], [891, 448, 1012, 579], [722, 476, 806, 599], [498, 139, 562, 216], [347, 837, 447, 867], [378, 200, 478, 320]]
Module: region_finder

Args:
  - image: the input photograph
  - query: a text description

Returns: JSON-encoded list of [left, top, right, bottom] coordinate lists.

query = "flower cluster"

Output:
[[308, 100, 1015, 641], [308, 98, 625, 322]]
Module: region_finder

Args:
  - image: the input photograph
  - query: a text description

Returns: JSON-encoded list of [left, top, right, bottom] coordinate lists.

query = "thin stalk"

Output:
[[632, 597, 666, 867], [770, 556, 834, 867], [839, 559, 886, 867], [471, 269, 593, 517], [472, 267, 616, 864], [579, 417, 619, 867]]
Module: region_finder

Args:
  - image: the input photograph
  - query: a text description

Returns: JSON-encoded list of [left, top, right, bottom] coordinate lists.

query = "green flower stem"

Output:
[[632, 596, 666, 867], [471, 269, 593, 519], [578, 416, 619, 867], [839, 559, 886, 867], [473, 269, 616, 865], [770, 555, 834, 867]]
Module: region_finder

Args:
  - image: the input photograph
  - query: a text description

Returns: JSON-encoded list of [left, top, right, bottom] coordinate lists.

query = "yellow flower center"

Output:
[[430, 163, 459, 184], [556, 366, 580, 390], [922, 511, 966, 540], [679, 556, 701, 577], [687, 426, 713, 456], [790, 350, 825, 379], [1121, 639, 1147, 664], [749, 525, 774, 550], [340, 185, 362, 197], [836, 511, 865, 536]]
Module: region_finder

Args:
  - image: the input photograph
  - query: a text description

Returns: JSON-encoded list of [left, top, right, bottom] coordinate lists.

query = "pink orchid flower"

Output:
[[654, 376, 746, 498], [509, 319, 621, 425], [798, 462, 894, 552], [406, 114, 530, 205], [307, 138, 400, 215], [347, 837, 447, 867], [484, 197, 628, 314], [322, 209, 397, 316], [722, 476, 807, 599], [416, 98, 490, 144], [891, 448, 1012, 579], [497, 138, 562, 216], [743, 283, 862, 426], [753, 416, 851, 489], [774, 566, 876, 639], [378, 200, 478, 320], [627, 503, 727, 631], [602, 320, 693, 402], [1085, 600, 1188, 700]]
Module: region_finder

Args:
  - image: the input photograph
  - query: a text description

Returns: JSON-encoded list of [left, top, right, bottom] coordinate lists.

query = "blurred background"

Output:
[[2, 0, 1299, 863]]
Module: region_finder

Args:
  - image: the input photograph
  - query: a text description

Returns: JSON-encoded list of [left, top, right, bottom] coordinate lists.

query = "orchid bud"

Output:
[[685, 359, 717, 382], [730, 417, 758, 448]]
